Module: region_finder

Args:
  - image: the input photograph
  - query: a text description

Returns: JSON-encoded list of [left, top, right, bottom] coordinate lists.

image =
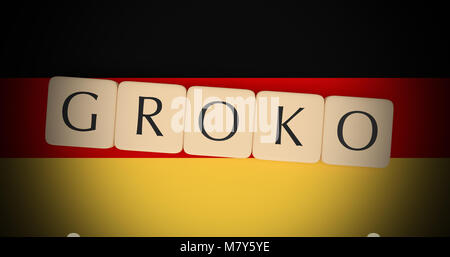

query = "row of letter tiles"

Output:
[[45, 77, 394, 168]]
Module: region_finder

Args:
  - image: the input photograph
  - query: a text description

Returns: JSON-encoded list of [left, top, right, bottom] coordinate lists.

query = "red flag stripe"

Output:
[[1, 78, 448, 158]]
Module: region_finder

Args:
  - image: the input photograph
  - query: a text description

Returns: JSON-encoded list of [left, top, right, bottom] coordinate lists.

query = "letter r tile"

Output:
[[321, 96, 394, 168], [252, 91, 324, 163], [45, 76, 118, 148], [183, 86, 255, 158], [115, 81, 187, 153]]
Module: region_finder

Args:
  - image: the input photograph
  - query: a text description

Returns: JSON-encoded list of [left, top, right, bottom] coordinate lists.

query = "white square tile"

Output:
[[114, 81, 186, 153], [45, 76, 117, 148], [321, 96, 394, 168], [183, 86, 255, 158], [252, 91, 324, 163]]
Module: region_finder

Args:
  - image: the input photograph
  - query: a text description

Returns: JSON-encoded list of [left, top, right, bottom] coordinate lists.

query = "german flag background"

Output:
[[1, 3, 450, 238]]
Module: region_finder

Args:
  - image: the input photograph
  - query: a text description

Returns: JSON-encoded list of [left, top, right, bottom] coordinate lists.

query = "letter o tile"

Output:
[[321, 96, 394, 168], [183, 86, 255, 158]]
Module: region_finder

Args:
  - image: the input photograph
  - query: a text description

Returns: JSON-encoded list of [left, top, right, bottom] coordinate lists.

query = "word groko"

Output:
[[46, 77, 394, 168]]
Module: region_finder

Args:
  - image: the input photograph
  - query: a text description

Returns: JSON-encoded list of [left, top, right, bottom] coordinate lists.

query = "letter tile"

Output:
[[183, 86, 255, 158], [321, 96, 394, 168], [115, 81, 186, 153], [45, 76, 117, 148], [252, 91, 324, 163]]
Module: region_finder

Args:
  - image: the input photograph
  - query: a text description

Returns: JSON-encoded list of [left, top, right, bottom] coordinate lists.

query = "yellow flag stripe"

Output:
[[1, 158, 449, 236]]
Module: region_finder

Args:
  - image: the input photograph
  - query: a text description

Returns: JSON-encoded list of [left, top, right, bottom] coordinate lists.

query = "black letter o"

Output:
[[337, 111, 378, 151], [199, 101, 239, 141]]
